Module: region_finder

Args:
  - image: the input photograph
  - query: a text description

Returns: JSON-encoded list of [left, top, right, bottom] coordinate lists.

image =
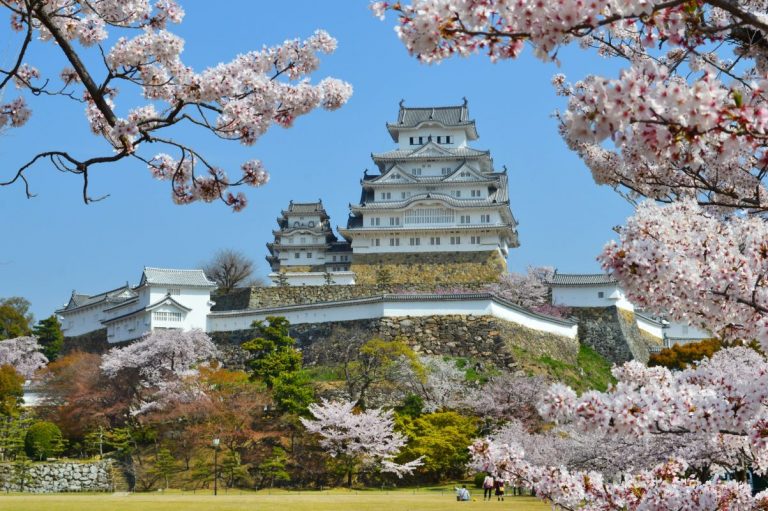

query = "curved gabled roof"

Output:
[[386, 102, 479, 141], [372, 144, 490, 163]]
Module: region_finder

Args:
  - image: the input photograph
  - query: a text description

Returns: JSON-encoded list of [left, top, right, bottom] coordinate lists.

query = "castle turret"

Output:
[[267, 200, 353, 286]]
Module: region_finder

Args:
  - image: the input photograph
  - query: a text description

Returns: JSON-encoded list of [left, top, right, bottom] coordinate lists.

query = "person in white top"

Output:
[[482, 474, 495, 501]]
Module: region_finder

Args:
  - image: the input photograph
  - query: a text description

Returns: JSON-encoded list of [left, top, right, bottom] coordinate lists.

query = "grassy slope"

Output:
[[0, 491, 548, 511], [511, 343, 616, 393]]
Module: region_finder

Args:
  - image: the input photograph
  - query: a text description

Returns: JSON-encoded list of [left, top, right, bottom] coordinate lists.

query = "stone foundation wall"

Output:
[[572, 307, 653, 364], [62, 329, 110, 354], [350, 250, 507, 285], [211, 314, 578, 370], [212, 283, 489, 311], [0, 460, 113, 493]]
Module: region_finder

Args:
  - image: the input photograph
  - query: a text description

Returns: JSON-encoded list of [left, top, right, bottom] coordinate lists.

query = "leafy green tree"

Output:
[[0, 364, 24, 417], [32, 315, 64, 361], [219, 450, 248, 488], [271, 370, 314, 416], [190, 457, 213, 489], [344, 338, 425, 409], [11, 453, 35, 491], [24, 421, 65, 460], [0, 414, 32, 461], [395, 394, 424, 419], [152, 448, 179, 489], [242, 317, 301, 388], [0, 297, 32, 339], [257, 446, 291, 488], [396, 411, 479, 482]]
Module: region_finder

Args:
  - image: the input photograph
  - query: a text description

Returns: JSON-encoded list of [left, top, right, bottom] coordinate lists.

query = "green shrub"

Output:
[[24, 421, 64, 460]]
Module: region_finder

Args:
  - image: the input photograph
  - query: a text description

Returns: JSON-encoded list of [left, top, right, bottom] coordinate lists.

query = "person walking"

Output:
[[483, 473, 494, 501], [494, 476, 505, 501]]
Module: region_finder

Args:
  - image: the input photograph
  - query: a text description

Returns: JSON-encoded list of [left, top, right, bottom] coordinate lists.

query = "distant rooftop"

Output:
[[548, 273, 619, 286], [387, 100, 479, 140], [280, 200, 329, 217], [139, 267, 217, 288]]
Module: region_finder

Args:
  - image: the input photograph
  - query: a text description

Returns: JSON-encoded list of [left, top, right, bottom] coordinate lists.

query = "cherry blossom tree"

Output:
[[300, 398, 423, 485], [489, 266, 553, 310], [375, 0, 768, 506], [0, 336, 47, 379], [0, 1, 352, 209], [100, 329, 216, 415]]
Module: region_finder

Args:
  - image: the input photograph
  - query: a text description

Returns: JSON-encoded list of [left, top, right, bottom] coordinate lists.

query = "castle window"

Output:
[[430, 237, 441, 245], [471, 189, 482, 197], [389, 217, 400, 226], [295, 253, 301, 259], [454, 190, 461, 198], [481, 214, 491, 223], [412, 167, 422, 176], [450, 236, 461, 245], [373, 239, 380, 247], [307, 252, 313, 258], [293, 221, 299, 227], [166, 288, 180, 296], [409, 136, 416, 145], [401, 192, 407, 199], [404, 207, 454, 225], [445, 136, 452, 144], [390, 238, 400, 246], [153, 311, 183, 322], [460, 215, 470, 224], [470, 236, 481, 244], [442, 167, 451, 175], [301, 237, 306, 243], [418, 136, 424, 144], [598, 291, 604, 298], [370, 217, 380, 226], [332, 256, 337, 262], [380, 192, 391, 200], [409, 237, 421, 246], [308, 221, 315, 227], [460, 171, 470, 178]]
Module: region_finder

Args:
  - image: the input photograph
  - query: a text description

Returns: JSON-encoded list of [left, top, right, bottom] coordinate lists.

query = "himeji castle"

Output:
[[268, 100, 519, 286]]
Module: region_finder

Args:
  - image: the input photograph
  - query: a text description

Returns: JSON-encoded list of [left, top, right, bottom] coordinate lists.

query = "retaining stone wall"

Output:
[[571, 307, 652, 364], [212, 283, 489, 311], [210, 314, 578, 370], [0, 460, 113, 493], [351, 251, 507, 285], [62, 329, 110, 355]]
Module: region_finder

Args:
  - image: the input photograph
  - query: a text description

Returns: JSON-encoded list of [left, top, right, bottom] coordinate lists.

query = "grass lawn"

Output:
[[0, 489, 550, 511]]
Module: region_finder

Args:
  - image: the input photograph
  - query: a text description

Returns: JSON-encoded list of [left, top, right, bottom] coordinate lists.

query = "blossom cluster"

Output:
[[300, 398, 423, 477], [3, 1, 351, 208], [0, 336, 48, 379]]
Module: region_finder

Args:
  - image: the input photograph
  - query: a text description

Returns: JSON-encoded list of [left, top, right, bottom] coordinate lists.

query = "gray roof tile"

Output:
[[140, 267, 217, 288], [548, 273, 618, 286]]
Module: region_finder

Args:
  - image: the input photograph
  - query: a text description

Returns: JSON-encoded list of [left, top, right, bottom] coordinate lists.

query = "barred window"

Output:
[[404, 207, 454, 225], [153, 311, 183, 322]]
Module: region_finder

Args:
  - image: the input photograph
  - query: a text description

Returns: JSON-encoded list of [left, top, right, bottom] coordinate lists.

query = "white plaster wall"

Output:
[[208, 297, 578, 340], [636, 316, 664, 339], [552, 285, 635, 311], [349, 231, 502, 254], [396, 126, 467, 149], [59, 306, 106, 337], [146, 286, 212, 331], [284, 214, 322, 229], [665, 320, 710, 343], [107, 313, 149, 344]]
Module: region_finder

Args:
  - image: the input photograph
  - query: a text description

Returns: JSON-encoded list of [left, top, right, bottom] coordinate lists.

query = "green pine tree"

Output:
[[32, 315, 64, 361], [152, 448, 178, 489]]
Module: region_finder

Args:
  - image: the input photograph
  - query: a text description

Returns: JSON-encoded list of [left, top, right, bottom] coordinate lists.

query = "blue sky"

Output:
[[0, 2, 633, 322]]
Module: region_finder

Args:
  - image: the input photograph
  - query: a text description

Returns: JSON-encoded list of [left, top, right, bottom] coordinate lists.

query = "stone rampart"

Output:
[[212, 283, 489, 311], [210, 313, 578, 370], [0, 460, 113, 493], [351, 250, 507, 285], [571, 307, 653, 364]]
